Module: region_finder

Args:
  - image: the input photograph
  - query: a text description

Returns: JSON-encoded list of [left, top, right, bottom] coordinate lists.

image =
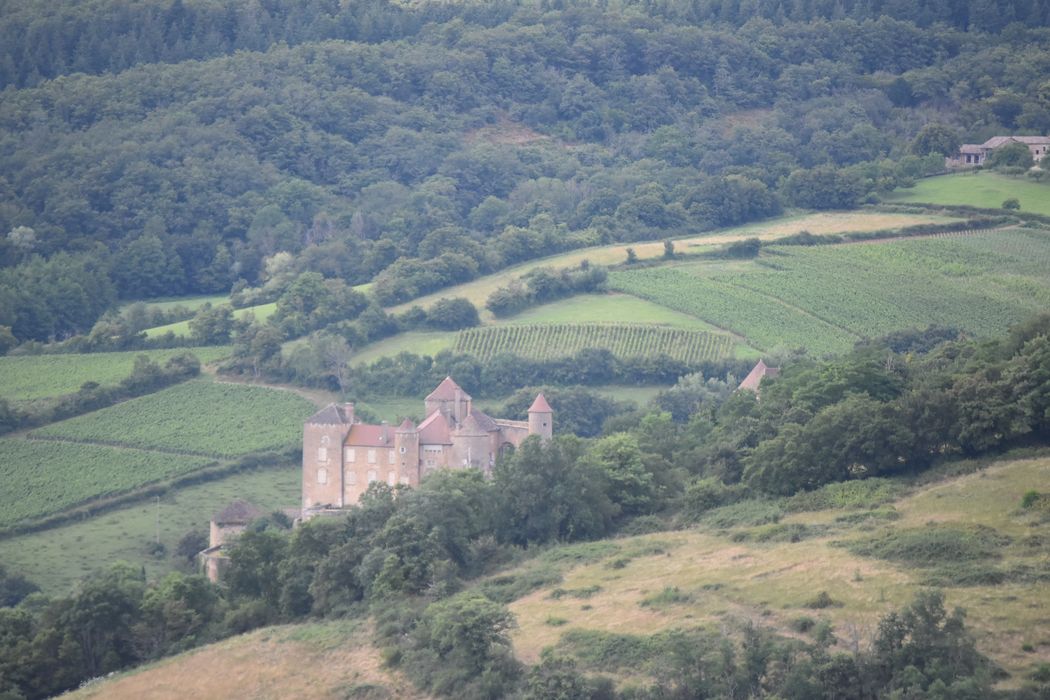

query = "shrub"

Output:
[[804, 591, 842, 609], [846, 525, 1011, 565]]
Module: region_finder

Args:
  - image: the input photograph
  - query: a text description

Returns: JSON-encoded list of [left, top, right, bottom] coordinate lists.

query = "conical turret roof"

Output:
[[528, 393, 552, 413], [426, 376, 471, 401]]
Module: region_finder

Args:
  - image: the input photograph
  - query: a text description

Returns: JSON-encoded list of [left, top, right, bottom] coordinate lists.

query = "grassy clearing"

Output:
[[0, 464, 301, 595], [454, 324, 735, 363], [144, 302, 276, 338], [610, 229, 1050, 354], [62, 619, 427, 700], [0, 438, 215, 531], [32, 379, 315, 457], [506, 457, 1050, 683], [885, 171, 1050, 215], [0, 347, 232, 401], [349, 330, 457, 366], [387, 211, 958, 319], [122, 294, 228, 313]]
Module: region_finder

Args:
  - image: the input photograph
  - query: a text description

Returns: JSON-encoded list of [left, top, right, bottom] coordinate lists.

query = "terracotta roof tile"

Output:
[[528, 393, 553, 413], [426, 376, 471, 402], [345, 423, 393, 447], [418, 411, 452, 444], [738, 360, 779, 393]]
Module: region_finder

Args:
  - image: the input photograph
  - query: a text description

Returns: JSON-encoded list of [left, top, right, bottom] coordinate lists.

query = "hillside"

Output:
[[60, 454, 1050, 697], [63, 620, 430, 700]]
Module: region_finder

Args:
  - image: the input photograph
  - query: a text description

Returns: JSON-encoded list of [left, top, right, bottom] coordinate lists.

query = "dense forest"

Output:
[[2, 0, 1050, 344]]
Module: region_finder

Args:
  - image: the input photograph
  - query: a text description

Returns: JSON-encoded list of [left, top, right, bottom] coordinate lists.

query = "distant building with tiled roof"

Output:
[[301, 378, 552, 518], [737, 360, 780, 394], [947, 134, 1050, 168]]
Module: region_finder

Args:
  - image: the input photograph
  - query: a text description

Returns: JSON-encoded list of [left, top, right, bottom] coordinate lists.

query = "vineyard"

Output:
[[32, 380, 316, 457], [609, 230, 1050, 354], [453, 324, 735, 363], [0, 438, 214, 529], [0, 346, 231, 401]]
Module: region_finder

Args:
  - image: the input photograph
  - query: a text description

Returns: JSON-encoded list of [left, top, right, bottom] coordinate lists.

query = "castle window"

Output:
[[367, 449, 377, 464], [345, 448, 356, 463], [347, 470, 357, 485], [399, 446, 406, 454], [388, 450, 396, 464], [367, 470, 377, 483], [387, 471, 396, 486], [317, 447, 328, 463], [317, 467, 328, 485]]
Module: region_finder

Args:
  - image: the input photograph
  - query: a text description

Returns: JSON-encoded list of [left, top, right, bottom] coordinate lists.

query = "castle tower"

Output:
[[424, 376, 472, 427], [527, 393, 553, 442], [395, 418, 420, 486], [453, 412, 490, 469], [302, 403, 354, 512]]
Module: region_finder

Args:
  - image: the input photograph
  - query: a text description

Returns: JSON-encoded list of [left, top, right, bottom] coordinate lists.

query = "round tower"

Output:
[[527, 393, 553, 442]]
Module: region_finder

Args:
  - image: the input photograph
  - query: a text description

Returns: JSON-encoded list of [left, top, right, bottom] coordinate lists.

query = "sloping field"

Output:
[[610, 229, 1050, 354], [609, 267, 857, 355], [507, 456, 1050, 684], [0, 347, 231, 401], [0, 465, 300, 595], [454, 324, 734, 363], [345, 293, 736, 366], [387, 211, 960, 319], [885, 171, 1050, 215], [144, 302, 277, 338], [0, 438, 214, 529], [63, 620, 430, 700], [32, 380, 315, 457]]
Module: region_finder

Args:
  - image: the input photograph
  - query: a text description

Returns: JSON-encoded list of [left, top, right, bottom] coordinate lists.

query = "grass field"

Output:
[[0, 347, 232, 401], [0, 464, 301, 595], [507, 456, 1050, 684], [454, 324, 735, 363], [62, 619, 426, 700], [32, 380, 316, 457], [0, 438, 215, 530], [144, 302, 277, 338], [387, 211, 960, 320], [885, 171, 1050, 215], [123, 294, 228, 313], [610, 229, 1050, 354], [504, 293, 720, 330]]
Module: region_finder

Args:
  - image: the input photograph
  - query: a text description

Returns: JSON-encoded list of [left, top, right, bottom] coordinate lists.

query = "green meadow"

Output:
[[885, 171, 1050, 215], [144, 301, 277, 338], [0, 347, 231, 401]]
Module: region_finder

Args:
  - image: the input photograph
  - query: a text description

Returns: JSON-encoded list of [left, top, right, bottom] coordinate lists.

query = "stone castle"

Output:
[[301, 377, 552, 517]]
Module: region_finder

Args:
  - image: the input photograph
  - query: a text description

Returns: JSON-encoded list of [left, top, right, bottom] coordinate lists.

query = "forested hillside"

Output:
[[3, 0, 1050, 344]]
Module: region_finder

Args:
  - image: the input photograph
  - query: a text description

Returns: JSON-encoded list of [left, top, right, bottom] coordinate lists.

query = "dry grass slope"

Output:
[[63, 620, 431, 700], [507, 456, 1050, 687]]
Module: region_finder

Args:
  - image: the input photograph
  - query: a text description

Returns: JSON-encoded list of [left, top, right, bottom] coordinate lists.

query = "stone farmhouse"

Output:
[[947, 135, 1050, 167], [198, 499, 264, 583], [301, 377, 552, 518]]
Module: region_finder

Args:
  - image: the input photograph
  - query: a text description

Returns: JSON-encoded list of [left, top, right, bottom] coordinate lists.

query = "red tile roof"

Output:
[[738, 360, 780, 393], [306, 403, 353, 425], [528, 393, 553, 413], [426, 376, 471, 402], [396, 418, 416, 432], [345, 423, 393, 447], [417, 411, 452, 444]]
